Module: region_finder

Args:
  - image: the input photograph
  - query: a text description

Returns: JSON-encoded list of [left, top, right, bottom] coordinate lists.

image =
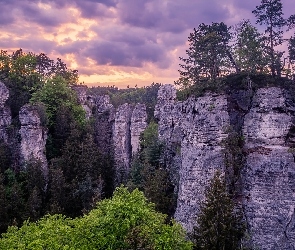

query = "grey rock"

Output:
[[130, 103, 147, 156], [113, 103, 133, 185], [112, 102, 147, 185], [242, 87, 295, 250], [156, 85, 295, 249], [156, 85, 230, 232], [0, 82, 11, 142], [19, 104, 48, 175], [95, 95, 114, 114], [71, 85, 93, 119]]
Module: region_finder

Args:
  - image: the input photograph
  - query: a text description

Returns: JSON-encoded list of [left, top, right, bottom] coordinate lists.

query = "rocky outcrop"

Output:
[[113, 104, 133, 185], [19, 104, 48, 175], [72, 85, 93, 119], [112, 102, 147, 185], [156, 85, 295, 249], [0, 81, 11, 142], [242, 87, 295, 250], [75, 87, 148, 186], [155, 85, 230, 232], [130, 103, 147, 156]]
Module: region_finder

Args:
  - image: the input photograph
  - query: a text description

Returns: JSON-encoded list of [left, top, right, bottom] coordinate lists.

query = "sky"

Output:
[[0, 0, 294, 88]]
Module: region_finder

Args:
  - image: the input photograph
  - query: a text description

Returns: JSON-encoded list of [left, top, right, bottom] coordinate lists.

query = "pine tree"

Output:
[[193, 170, 245, 250], [252, 0, 286, 76], [177, 22, 239, 87], [235, 20, 268, 73]]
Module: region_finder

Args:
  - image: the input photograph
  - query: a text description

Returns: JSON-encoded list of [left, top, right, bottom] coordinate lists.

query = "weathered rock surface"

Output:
[[72, 85, 93, 119], [130, 103, 147, 156], [156, 85, 295, 249], [156, 85, 230, 232], [77, 88, 148, 186], [0, 81, 11, 142], [19, 104, 48, 175], [242, 87, 295, 250], [113, 103, 133, 185]]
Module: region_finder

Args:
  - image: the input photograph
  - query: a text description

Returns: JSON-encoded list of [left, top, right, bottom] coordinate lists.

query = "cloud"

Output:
[[1, 0, 293, 88], [19, 2, 74, 27]]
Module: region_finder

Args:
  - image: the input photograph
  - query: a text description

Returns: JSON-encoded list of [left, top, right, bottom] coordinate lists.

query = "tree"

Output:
[[128, 122, 175, 215], [252, 0, 286, 76], [177, 22, 239, 87], [49, 124, 103, 216], [193, 171, 245, 250], [30, 76, 86, 159], [235, 20, 268, 73], [30, 76, 85, 128], [0, 187, 193, 250]]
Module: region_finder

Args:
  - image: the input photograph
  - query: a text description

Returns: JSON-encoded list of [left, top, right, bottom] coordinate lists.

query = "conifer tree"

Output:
[[252, 0, 286, 76], [177, 22, 239, 87], [235, 20, 268, 73], [193, 170, 245, 250]]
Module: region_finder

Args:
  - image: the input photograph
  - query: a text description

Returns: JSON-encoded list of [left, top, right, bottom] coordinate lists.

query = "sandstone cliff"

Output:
[[155, 84, 295, 249], [0, 82, 11, 143], [72, 86, 148, 185], [19, 104, 48, 175]]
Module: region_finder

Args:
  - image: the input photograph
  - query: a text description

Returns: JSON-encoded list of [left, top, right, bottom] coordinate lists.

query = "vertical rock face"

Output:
[[175, 94, 230, 232], [77, 91, 148, 186], [156, 85, 230, 232], [19, 104, 48, 175], [113, 103, 133, 185], [242, 87, 295, 250], [130, 103, 147, 156], [154, 84, 183, 189], [155, 85, 295, 248], [71, 85, 93, 119], [113, 102, 147, 185], [0, 81, 11, 142], [93, 95, 115, 156]]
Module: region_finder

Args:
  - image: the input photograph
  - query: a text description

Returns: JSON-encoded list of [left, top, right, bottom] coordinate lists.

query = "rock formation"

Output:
[[79, 90, 147, 186], [71, 85, 93, 119], [113, 103, 147, 185], [155, 84, 295, 249], [242, 87, 295, 250], [155, 84, 230, 232], [113, 103, 133, 184], [130, 103, 147, 156], [19, 104, 48, 175], [0, 81, 11, 142]]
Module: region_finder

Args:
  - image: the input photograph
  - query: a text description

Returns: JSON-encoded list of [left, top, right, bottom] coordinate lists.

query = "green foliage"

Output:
[[30, 76, 86, 159], [0, 49, 79, 122], [0, 141, 11, 173], [0, 187, 192, 250], [48, 124, 103, 216], [176, 72, 295, 101], [193, 171, 245, 250], [221, 127, 245, 195], [0, 214, 74, 250], [234, 20, 269, 73], [128, 122, 175, 215], [252, 0, 286, 76], [177, 22, 238, 87], [30, 76, 85, 128]]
